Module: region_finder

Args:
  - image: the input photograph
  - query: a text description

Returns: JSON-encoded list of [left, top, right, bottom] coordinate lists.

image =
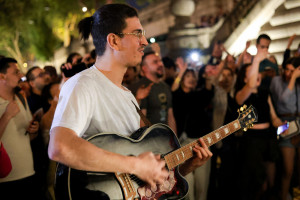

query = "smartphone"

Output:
[[277, 122, 289, 136], [277, 120, 299, 138]]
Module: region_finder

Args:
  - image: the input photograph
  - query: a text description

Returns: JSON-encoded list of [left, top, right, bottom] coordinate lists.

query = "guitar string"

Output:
[[166, 121, 241, 169]]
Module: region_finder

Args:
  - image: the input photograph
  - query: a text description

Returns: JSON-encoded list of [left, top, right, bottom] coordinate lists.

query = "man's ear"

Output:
[[28, 80, 35, 88], [0, 73, 5, 80], [141, 64, 148, 75], [107, 33, 121, 51]]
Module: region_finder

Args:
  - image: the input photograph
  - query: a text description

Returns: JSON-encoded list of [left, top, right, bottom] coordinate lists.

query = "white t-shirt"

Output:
[[0, 96, 35, 183], [51, 66, 140, 138]]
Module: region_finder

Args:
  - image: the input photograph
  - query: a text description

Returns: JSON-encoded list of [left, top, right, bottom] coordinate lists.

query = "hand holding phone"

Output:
[[277, 120, 300, 139]]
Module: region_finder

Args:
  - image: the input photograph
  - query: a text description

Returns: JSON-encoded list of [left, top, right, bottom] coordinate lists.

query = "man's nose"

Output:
[[140, 35, 148, 46]]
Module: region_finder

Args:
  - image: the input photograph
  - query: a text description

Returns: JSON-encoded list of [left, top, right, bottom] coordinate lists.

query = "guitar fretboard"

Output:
[[164, 119, 241, 170]]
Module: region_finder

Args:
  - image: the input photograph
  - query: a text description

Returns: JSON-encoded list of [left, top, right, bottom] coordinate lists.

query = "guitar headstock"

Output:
[[238, 105, 258, 131]]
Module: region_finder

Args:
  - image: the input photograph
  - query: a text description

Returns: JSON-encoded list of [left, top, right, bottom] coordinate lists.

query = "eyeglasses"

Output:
[[116, 30, 146, 40]]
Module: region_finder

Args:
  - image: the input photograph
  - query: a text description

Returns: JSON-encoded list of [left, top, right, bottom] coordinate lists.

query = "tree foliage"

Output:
[[0, 0, 152, 72]]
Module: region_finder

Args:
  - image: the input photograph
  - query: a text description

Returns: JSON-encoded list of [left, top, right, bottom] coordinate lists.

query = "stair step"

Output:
[[260, 21, 300, 40], [270, 7, 300, 26], [284, 0, 300, 9]]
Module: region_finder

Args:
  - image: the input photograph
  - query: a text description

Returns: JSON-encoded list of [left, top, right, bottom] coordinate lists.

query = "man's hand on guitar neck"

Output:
[[179, 138, 213, 176], [132, 152, 169, 189]]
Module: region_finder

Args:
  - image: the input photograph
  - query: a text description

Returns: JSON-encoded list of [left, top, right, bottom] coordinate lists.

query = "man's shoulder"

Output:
[[62, 68, 98, 89]]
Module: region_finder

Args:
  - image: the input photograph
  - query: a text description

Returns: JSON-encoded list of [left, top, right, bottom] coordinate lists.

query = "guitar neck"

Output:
[[164, 119, 241, 170]]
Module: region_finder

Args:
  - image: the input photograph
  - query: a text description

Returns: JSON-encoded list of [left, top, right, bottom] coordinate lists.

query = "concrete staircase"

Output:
[[224, 0, 300, 65], [259, 0, 300, 64]]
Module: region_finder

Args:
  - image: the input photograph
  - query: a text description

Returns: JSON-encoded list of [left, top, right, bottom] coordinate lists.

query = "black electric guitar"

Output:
[[54, 105, 257, 200]]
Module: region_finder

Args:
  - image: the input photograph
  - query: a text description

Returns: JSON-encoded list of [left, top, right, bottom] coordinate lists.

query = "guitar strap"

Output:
[[132, 101, 152, 127]]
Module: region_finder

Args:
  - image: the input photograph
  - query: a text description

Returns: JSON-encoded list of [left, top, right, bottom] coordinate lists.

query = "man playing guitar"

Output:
[[48, 3, 212, 199]]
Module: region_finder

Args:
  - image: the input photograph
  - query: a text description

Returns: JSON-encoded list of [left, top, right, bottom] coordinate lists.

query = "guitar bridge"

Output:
[[115, 172, 137, 200]]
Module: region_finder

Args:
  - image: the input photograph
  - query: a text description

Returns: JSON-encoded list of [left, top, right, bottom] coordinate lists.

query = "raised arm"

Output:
[[235, 50, 267, 105], [171, 57, 187, 92], [236, 40, 251, 67]]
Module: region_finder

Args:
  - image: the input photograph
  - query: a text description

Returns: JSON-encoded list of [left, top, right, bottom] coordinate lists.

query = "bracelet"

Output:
[[175, 77, 181, 83]]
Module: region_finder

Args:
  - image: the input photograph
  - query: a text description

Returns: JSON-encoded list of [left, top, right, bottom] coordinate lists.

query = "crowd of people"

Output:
[[0, 3, 300, 200]]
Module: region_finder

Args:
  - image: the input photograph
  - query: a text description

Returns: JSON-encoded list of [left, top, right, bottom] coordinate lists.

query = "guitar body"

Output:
[[55, 124, 189, 200]]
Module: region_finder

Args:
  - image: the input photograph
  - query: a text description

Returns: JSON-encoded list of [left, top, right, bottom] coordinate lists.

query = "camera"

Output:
[[61, 62, 87, 78]]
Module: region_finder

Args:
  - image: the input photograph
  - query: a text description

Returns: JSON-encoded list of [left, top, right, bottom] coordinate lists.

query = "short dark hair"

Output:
[[141, 51, 156, 66], [66, 52, 81, 63], [284, 57, 300, 69], [0, 57, 17, 74], [26, 66, 40, 81], [44, 65, 57, 77], [256, 34, 271, 44], [78, 4, 138, 57]]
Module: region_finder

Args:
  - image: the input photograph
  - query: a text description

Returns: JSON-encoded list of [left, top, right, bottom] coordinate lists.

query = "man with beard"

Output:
[[25, 66, 51, 199], [129, 51, 177, 133], [0, 57, 40, 199], [26, 66, 50, 115]]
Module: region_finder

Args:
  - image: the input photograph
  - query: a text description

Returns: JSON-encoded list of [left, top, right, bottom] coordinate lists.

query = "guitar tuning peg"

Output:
[[243, 128, 248, 131], [237, 109, 240, 113], [251, 124, 254, 127], [240, 107, 244, 112], [243, 105, 247, 109]]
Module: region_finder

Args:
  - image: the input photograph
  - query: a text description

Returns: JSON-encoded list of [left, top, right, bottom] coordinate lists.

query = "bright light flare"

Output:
[[150, 38, 155, 43], [82, 7, 87, 12], [190, 52, 200, 62]]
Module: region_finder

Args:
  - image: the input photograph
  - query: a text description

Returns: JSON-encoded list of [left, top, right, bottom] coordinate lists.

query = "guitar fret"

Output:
[[165, 119, 243, 170]]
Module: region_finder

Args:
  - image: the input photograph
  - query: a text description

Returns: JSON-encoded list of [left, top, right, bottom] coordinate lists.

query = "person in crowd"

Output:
[[26, 66, 50, 199], [40, 82, 60, 144], [26, 66, 50, 115], [210, 66, 240, 200], [270, 56, 300, 200], [39, 81, 60, 200], [0, 57, 40, 199], [255, 34, 279, 91], [235, 49, 282, 200], [162, 56, 177, 88], [48, 4, 212, 199], [236, 40, 252, 69], [223, 54, 238, 73], [282, 34, 298, 67], [171, 57, 214, 200], [44, 65, 59, 83], [129, 51, 177, 133], [66, 52, 83, 65]]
